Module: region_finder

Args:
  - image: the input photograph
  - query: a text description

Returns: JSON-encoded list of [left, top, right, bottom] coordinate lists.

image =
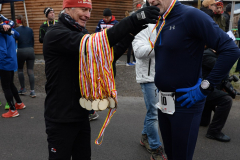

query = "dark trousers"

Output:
[[158, 110, 203, 160], [45, 120, 91, 160], [127, 44, 135, 63], [200, 95, 232, 134], [0, 69, 22, 110]]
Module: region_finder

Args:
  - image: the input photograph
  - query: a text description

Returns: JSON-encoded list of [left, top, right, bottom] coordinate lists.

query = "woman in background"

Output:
[[15, 15, 36, 98]]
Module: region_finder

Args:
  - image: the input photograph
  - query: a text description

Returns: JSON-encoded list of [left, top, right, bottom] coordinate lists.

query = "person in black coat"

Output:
[[200, 48, 232, 142], [43, 0, 160, 159]]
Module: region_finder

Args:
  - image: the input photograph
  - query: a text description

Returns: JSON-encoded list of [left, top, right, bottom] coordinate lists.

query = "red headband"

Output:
[[216, 2, 223, 8], [17, 19, 22, 24]]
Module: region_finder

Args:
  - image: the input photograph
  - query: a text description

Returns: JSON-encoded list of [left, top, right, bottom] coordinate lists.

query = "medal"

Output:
[[80, 97, 86, 108], [108, 97, 116, 109], [85, 99, 92, 111], [92, 99, 100, 110], [98, 99, 109, 111]]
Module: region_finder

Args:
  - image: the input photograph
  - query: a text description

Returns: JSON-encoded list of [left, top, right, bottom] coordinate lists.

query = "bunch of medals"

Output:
[[79, 29, 117, 112]]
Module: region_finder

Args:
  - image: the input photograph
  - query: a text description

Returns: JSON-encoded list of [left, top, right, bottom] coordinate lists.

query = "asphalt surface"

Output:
[[0, 55, 240, 160]]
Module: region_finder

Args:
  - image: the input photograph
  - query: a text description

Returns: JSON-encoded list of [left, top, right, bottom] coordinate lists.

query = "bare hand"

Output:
[[3, 25, 11, 31]]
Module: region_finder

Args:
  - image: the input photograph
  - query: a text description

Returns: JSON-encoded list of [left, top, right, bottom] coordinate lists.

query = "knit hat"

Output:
[[44, 7, 54, 18], [202, 0, 216, 7], [103, 8, 112, 16], [216, 1, 223, 8], [226, 3, 231, 12], [136, 4, 142, 8], [63, 0, 92, 10]]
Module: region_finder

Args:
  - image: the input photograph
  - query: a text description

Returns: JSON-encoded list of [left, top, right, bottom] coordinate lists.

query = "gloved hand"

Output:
[[131, 6, 160, 26], [176, 78, 207, 108], [0, 25, 12, 35]]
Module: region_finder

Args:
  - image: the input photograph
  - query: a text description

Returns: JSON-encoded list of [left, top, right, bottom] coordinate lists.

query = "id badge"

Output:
[[156, 91, 175, 115]]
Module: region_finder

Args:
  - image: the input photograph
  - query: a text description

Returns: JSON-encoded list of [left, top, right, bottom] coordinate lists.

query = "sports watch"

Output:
[[200, 80, 214, 92]]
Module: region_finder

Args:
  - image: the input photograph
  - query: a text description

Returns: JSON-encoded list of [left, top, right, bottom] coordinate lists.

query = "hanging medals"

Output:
[[79, 30, 117, 145]]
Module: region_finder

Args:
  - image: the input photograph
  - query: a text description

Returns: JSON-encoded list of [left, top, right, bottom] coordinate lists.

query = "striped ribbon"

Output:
[[79, 29, 117, 145], [148, 0, 177, 49]]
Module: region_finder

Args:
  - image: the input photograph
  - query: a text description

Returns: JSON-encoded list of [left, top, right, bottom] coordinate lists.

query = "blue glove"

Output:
[[176, 78, 206, 108]]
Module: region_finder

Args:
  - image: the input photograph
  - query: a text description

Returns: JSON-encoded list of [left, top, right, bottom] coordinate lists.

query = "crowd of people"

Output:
[[0, 0, 240, 159]]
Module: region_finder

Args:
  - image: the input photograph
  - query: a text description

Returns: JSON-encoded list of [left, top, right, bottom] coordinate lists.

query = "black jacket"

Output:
[[202, 49, 228, 101], [39, 20, 58, 43], [43, 15, 134, 123], [223, 11, 230, 32]]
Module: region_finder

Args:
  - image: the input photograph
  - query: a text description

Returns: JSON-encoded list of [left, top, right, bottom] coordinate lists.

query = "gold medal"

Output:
[[108, 97, 116, 109], [85, 100, 92, 111], [98, 99, 109, 111], [80, 97, 86, 108], [92, 99, 100, 111]]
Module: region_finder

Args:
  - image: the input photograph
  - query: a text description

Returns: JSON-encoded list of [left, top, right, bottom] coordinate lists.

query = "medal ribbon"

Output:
[[148, 0, 177, 49], [79, 29, 117, 145]]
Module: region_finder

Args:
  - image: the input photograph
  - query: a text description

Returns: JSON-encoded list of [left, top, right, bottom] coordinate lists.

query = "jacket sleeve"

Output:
[[39, 25, 45, 43], [0, 34, 7, 57], [12, 28, 20, 39], [107, 16, 136, 48], [95, 21, 101, 32], [32, 29, 35, 47], [1, 14, 15, 27], [185, 9, 240, 87], [132, 26, 155, 59]]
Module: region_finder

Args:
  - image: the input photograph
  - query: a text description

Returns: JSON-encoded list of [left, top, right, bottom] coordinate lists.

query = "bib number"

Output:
[[156, 91, 175, 115]]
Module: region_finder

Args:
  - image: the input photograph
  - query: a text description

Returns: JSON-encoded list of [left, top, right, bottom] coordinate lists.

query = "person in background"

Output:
[[213, 1, 226, 31], [126, 3, 142, 66], [200, 0, 217, 18], [132, 1, 165, 159], [236, 18, 240, 75], [95, 8, 118, 32], [0, 21, 26, 118], [15, 15, 36, 98], [0, 14, 18, 110], [223, 3, 231, 32], [39, 7, 58, 43]]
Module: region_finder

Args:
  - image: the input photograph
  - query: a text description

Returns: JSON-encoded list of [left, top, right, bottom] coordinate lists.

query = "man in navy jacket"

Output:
[[148, 0, 240, 159]]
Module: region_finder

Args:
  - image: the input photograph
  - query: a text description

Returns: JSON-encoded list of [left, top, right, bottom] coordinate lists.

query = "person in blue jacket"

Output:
[[95, 8, 118, 32], [0, 22, 26, 118], [148, 0, 240, 159]]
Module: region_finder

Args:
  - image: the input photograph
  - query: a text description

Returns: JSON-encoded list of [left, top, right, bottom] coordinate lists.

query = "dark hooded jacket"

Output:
[[95, 15, 118, 32], [43, 14, 134, 123]]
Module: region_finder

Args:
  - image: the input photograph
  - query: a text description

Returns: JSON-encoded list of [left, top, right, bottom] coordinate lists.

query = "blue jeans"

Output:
[[140, 83, 162, 149]]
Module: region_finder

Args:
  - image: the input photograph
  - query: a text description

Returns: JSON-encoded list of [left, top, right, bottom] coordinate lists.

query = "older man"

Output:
[[148, 0, 240, 159], [43, 0, 159, 159]]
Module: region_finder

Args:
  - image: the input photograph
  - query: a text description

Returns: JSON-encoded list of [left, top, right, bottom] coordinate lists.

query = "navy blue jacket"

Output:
[[95, 15, 118, 32], [0, 24, 17, 71], [16, 26, 34, 48], [154, 2, 240, 112]]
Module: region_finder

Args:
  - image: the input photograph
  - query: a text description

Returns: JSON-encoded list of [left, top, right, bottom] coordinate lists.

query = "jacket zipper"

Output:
[[148, 58, 151, 76]]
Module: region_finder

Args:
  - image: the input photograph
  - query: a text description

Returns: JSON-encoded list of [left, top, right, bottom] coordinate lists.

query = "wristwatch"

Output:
[[201, 80, 214, 91]]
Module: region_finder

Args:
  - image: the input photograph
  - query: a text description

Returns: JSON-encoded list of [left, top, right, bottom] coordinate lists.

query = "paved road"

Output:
[[0, 55, 240, 160]]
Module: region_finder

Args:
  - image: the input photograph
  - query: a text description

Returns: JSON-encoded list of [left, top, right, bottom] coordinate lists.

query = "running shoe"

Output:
[[15, 103, 26, 110], [150, 146, 167, 160], [2, 109, 19, 118], [30, 91, 36, 98], [18, 88, 27, 95], [5, 102, 9, 110], [89, 111, 99, 121], [132, 61, 136, 64], [140, 134, 151, 153], [126, 62, 135, 66]]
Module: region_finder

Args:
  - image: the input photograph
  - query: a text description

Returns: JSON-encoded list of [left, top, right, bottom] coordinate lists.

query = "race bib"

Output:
[[156, 91, 175, 115]]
